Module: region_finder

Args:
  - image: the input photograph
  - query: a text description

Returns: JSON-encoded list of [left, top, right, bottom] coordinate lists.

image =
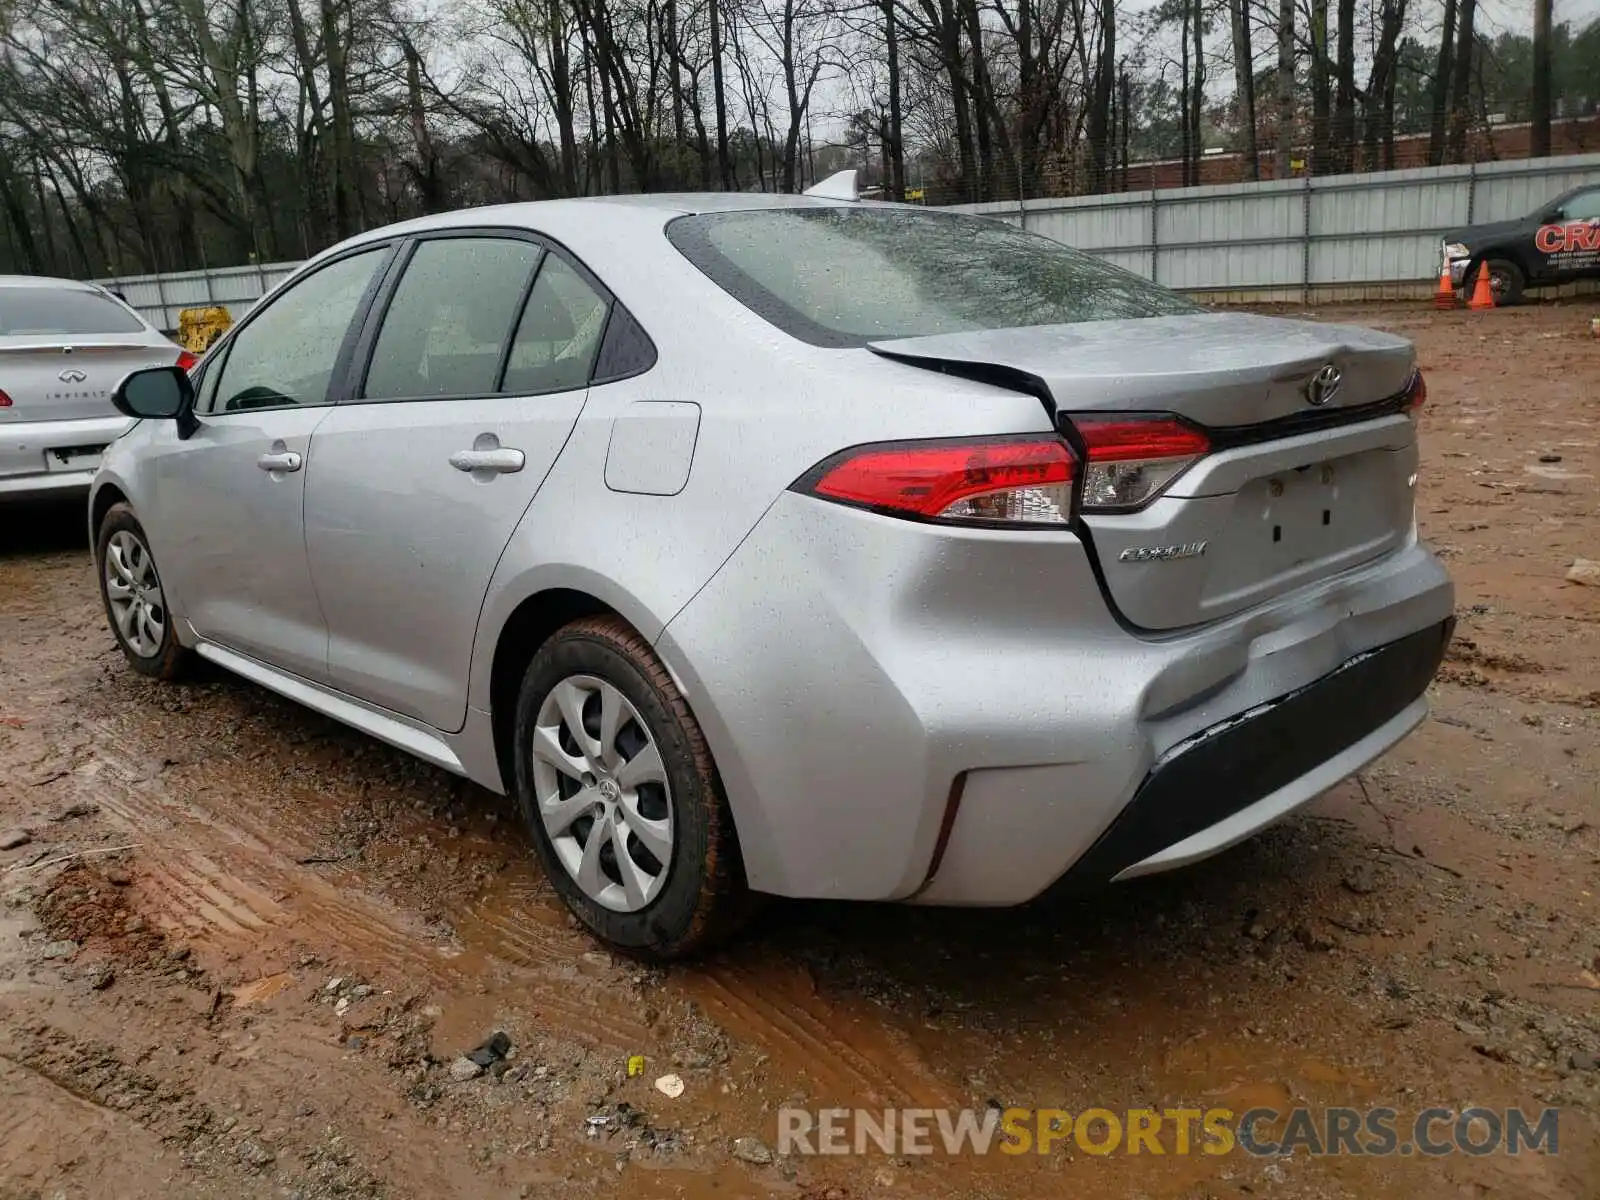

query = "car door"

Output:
[[1562, 188, 1600, 280], [139, 245, 392, 681], [303, 231, 613, 730], [1533, 188, 1600, 283]]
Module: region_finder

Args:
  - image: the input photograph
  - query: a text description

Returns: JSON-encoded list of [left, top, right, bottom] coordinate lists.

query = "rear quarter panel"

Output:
[[466, 310, 1054, 715]]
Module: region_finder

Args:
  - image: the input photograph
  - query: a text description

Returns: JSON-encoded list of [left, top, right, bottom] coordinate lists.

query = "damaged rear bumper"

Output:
[[1054, 617, 1454, 887]]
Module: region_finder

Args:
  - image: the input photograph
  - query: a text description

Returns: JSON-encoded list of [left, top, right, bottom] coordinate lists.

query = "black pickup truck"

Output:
[[1441, 182, 1600, 303]]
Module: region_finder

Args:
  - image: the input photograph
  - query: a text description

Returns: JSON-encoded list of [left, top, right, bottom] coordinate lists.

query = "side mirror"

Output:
[[1542, 209, 1564, 223], [113, 365, 194, 420]]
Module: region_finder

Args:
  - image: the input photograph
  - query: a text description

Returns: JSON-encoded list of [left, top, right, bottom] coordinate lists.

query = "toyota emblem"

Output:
[[1305, 363, 1342, 407]]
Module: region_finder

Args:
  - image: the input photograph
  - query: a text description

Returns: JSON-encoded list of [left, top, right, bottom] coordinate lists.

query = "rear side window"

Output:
[[501, 255, 609, 395], [364, 238, 541, 400], [667, 207, 1196, 347], [0, 287, 145, 335]]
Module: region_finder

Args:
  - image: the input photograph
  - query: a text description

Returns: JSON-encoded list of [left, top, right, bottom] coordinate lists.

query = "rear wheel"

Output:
[[1484, 258, 1526, 305], [96, 503, 191, 681], [511, 615, 751, 959]]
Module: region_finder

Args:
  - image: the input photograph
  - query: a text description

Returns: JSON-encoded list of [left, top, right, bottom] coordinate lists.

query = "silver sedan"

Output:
[[0, 275, 191, 503], [89, 188, 1454, 958]]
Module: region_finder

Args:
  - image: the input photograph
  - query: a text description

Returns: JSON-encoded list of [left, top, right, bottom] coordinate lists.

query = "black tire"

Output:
[[1484, 258, 1526, 305], [95, 503, 192, 681], [511, 615, 752, 960]]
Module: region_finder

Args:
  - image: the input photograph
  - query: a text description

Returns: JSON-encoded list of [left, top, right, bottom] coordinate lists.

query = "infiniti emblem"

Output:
[[1305, 363, 1342, 407], [58, 368, 87, 383]]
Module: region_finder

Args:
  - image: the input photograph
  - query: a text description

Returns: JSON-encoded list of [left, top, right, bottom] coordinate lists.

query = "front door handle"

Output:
[[257, 450, 302, 473], [449, 447, 525, 474]]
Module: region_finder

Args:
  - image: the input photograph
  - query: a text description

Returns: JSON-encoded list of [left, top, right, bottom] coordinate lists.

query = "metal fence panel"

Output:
[[97, 153, 1600, 323], [1020, 194, 1149, 253], [1101, 249, 1155, 277], [1159, 241, 1302, 289], [1473, 157, 1600, 223], [95, 261, 302, 332], [950, 151, 1600, 302]]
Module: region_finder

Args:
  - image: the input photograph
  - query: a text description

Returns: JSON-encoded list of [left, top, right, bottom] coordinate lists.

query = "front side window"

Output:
[[0, 287, 146, 335], [194, 353, 222, 414], [1565, 190, 1600, 221], [363, 238, 542, 400], [208, 248, 386, 414], [667, 206, 1196, 347]]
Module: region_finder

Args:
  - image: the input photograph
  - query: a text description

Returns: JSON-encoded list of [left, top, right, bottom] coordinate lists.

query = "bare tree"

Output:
[[0, 0, 1582, 278], [1445, 0, 1476, 161], [1531, 0, 1552, 157], [1332, 0, 1355, 170], [1362, 0, 1406, 170], [1229, 0, 1258, 179], [1275, 0, 1294, 177], [1427, 0, 1458, 164]]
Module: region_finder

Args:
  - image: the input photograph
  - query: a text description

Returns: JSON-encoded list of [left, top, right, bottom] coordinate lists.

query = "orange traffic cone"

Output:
[[1433, 255, 1457, 309], [1467, 263, 1496, 311]]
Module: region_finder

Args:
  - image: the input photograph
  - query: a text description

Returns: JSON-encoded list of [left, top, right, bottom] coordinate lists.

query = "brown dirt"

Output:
[[1, 300, 1598, 1200]]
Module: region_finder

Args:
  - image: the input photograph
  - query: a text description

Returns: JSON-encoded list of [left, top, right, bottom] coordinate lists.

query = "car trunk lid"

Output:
[[0, 336, 173, 422], [869, 312, 1416, 427], [869, 312, 1420, 631]]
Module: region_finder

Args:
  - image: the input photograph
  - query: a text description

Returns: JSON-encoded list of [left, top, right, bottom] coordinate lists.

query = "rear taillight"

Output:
[[798, 436, 1076, 526], [1404, 369, 1426, 415], [1069, 415, 1210, 511], [0, 389, 10, 407], [797, 417, 1213, 527], [175, 350, 199, 372]]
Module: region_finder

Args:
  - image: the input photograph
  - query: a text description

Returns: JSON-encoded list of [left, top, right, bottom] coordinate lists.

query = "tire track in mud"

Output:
[[0, 1057, 203, 1200], [56, 673, 958, 1089], [58, 698, 660, 1051], [686, 962, 957, 1109], [72, 689, 960, 1087], [54, 714, 448, 979]]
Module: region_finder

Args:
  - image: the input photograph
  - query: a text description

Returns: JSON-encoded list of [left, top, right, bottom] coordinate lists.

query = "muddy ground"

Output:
[[2, 301, 1598, 1200]]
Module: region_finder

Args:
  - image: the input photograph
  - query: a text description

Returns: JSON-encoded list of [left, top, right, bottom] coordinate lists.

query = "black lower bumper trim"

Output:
[[1057, 617, 1453, 886]]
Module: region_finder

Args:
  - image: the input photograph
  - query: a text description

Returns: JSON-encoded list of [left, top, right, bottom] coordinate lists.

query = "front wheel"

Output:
[[511, 615, 752, 959], [1484, 258, 1526, 305], [96, 503, 191, 681]]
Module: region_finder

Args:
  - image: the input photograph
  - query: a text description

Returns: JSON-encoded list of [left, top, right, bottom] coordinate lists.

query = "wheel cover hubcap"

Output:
[[530, 674, 673, 912], [104, 530, 166, 659]]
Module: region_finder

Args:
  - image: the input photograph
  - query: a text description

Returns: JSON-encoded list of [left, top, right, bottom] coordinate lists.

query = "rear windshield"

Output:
[[666, 207, 1196, 347], [0, 287, 145, 335]]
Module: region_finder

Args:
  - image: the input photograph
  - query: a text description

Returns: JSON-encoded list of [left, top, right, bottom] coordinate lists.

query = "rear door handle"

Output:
[[257, 450, 302, 473], [449, 448, 525, 474]]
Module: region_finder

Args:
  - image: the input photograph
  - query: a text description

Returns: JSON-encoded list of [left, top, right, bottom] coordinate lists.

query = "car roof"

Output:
[[333, 192, 941, 251], [0, 274, 101, 291], [576, 192, 854, 214], [435, 191, 864, 220]]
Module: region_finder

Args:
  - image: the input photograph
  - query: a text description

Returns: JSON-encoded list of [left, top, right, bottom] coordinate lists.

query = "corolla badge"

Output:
[[1305, 363, 1342, 407], [1118, 541, 1208, 563]]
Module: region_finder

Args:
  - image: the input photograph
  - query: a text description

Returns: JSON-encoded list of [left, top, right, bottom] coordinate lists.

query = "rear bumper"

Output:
[[660, 490, 1455, 904], [0, 468, 95, 501], [1054, 618, 1451, 887], [0, 414, 131, 503]]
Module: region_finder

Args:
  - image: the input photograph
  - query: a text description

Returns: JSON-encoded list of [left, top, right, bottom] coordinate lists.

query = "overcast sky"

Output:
[[1477, 0, 1600, 35], [1117, 0, 1600, 46], [1109, 0, 1600, 103]]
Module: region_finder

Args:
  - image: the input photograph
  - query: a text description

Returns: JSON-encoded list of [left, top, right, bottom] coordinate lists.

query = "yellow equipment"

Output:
[[177, 305, 232, 353]]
